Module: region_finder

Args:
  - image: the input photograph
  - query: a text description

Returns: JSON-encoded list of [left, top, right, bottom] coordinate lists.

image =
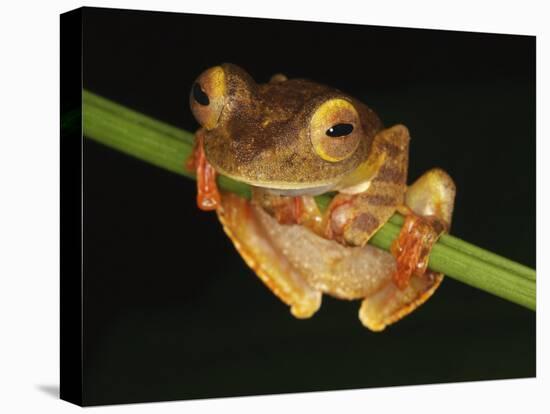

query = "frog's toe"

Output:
[[359, 270, 443, 331], [269, 73, 288, 83], [406, 168, 456, 227]]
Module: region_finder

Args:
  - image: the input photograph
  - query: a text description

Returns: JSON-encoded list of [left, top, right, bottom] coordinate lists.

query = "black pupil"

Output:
[[193, 82, 210, 106], [326, 123, 354, 137]]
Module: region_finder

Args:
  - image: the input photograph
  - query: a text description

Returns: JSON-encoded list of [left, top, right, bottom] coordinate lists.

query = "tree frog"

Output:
[[188, 63, 456, 331]]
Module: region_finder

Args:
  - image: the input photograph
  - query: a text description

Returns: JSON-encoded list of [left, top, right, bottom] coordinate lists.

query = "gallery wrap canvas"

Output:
[[60, 6, 536, 407]]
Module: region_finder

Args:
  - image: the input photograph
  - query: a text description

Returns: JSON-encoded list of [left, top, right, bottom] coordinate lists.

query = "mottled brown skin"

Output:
[[194, 63, 383, 193], [189, 64, 456, 330]]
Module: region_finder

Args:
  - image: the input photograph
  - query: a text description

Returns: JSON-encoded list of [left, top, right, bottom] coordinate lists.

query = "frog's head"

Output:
[[190, 64, 383, 195]]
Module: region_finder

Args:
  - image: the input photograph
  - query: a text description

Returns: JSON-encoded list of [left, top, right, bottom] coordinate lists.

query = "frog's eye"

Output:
[[326, 123, 354, 137], [310, 98, 362, 162], [190, 66, 226, 130], [192, 83, 210, 106]]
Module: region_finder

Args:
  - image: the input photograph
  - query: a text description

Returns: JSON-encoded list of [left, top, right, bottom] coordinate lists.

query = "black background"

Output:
[[81, 7, 535, 406]]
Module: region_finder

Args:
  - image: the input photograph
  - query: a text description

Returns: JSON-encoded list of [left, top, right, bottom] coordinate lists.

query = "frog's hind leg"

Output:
[[216, 192, 322, 319], [358, 168, 456, 331]]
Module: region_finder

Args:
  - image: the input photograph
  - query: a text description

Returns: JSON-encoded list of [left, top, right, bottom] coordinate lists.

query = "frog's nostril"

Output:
[[193, 82, 210, 106]]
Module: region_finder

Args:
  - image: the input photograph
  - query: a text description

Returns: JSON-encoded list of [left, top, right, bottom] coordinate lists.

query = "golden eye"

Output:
[[189, 66, 226, 130], [309, 98, 362, 162]]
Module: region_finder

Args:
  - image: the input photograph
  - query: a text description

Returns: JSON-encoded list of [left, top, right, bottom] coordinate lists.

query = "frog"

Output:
[[188, 63, 456, 331]]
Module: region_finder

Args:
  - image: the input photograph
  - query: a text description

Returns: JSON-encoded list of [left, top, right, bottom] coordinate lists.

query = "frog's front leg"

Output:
[[187, 128, 221, 211], [326, 124, 410, 246]]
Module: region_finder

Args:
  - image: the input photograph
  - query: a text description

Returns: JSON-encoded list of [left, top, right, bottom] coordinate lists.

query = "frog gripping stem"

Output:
[[390, 213, 445, 290]]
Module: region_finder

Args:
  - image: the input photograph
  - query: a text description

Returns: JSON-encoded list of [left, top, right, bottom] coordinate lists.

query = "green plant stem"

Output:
[[388, 215, 536, 282], [80, 89, 536, 311]]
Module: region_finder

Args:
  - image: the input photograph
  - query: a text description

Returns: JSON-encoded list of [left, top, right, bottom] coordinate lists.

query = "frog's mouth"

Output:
[[262, 184, 336, 197], [213, 167, 339, 197]]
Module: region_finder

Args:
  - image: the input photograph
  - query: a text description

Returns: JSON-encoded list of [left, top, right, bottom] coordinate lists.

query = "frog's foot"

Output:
[[188, 129, 221, 211], [217, 192, 322, 318], [390, 212, 445, 290], [390, 168, 456, 290], [252, 188, 325, 235], [252, 189, 304, 224], [359, 270, 443, 331]]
